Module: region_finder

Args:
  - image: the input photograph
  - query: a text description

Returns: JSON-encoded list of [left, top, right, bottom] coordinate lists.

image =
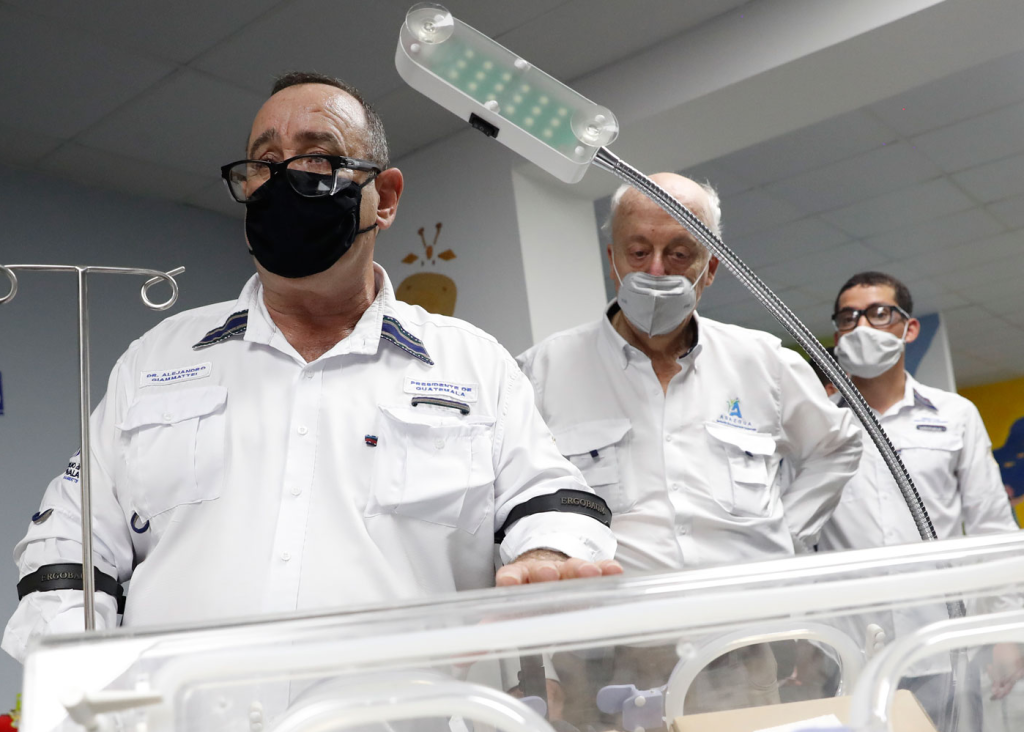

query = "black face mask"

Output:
[[244, 171, 377, 279]]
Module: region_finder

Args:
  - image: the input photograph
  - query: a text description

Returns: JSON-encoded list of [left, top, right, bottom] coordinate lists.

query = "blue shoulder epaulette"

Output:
[[913, 389, 938, 411], [380, 315, 433, 365], [193, 310, 248, 350]]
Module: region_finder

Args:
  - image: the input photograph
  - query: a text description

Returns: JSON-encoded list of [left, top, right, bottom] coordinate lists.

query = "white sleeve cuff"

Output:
[[499, 511, 616, 565]]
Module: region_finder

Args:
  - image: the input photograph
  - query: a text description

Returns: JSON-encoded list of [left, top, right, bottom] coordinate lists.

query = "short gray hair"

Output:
[[602, 180, 723, 243]]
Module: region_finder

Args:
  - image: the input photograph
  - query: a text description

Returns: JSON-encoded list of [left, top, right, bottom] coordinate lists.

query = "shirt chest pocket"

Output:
[[365, 405, 496, 533], [705, 422, 777, 517], [552, 419, 632, 514], [117, 386, 228, 520], [897, 428, 963, 487]]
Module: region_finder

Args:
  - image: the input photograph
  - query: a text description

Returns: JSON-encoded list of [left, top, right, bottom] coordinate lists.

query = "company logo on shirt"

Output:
[[716, 397, 756, 431], [63, 450, 81, 485]]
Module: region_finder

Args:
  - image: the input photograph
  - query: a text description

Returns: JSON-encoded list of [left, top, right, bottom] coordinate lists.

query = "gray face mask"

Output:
[[835, 322, 909, 379], [613, 258, 709, 337]]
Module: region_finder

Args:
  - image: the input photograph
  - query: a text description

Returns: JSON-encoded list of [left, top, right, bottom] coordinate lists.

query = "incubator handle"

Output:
[[848, 609, 1024, 732], [663, 621, 865, 721], [269, 675, 557, 732]]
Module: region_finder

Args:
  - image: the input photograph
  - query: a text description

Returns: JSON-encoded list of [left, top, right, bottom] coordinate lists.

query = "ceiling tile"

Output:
[[79, 70, 266, 177], [38, 143, 214, 203], [181, 180, 245, 220], [951, 151, 1024, 204], [911, 100, 1024, 174], [682, 160, 753, 198], [869, 49, 1024, 137], [887, 230, 1024, 279], [373, 87, 467, 162], [822, 179, 974, 238], [494, 0, 747, 86], [941, 305, 999, 328], [861, 207, 1005, 259], [952, 273, 1024, 303], [765, 142, 941, 215], [756, 242, 890, 292], [716, 110, 897, 187], [987, 194, 1024, 229], [436, 0, 575, 37], [978, 293, 1023, 317], [0, 123, 64, 167], [697, 269, 755, 309], [193, 0, 409, 98], [717, 188, 804, 239], [0, 6, 174, 139], [932, 252, 1024, 292], [5, 0, 285, 64], [910, 286, 969, 314], [724, 217, 851, 269]]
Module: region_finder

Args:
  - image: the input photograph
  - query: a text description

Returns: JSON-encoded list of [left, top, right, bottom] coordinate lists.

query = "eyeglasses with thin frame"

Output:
[[220, 154, 381, 203], [832, 303, 910, 332]]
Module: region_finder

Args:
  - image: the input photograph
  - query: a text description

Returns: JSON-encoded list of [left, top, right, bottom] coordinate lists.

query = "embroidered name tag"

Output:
[[916, 424, 947, 432], [141, 363, 212, 387], [404, 377, 478, 403]]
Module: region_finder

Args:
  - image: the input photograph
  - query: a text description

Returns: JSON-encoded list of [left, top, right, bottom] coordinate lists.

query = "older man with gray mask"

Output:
[[517, 173, 862, 718]]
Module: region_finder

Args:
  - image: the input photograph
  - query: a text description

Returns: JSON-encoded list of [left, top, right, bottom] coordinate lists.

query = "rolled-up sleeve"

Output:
[[2, 358, 134, 663], [491, 354, 616, 565], [776, 349, 863, 552]]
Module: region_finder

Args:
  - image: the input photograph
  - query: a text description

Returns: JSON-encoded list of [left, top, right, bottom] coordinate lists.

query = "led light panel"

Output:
[[396, 3, 618, 183]]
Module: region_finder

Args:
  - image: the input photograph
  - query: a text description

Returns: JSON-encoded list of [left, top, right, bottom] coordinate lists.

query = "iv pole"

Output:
[[0, 264, 185, 630]]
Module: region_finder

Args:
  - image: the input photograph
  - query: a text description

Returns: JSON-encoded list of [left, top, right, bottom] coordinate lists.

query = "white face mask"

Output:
[[834, 322, 908, 379], [612, 257, 708, 337]]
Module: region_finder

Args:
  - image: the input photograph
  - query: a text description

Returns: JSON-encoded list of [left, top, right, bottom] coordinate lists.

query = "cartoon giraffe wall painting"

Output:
[[396, 222, 458, 316]]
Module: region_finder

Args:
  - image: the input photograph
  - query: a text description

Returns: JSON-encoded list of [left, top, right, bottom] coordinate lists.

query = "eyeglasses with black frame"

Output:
[[220, 155, 381, 203], [832, 303, 910, 332]]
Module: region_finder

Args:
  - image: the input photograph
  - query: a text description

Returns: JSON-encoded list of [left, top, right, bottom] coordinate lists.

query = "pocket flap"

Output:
[[897, 429, 963, 453], [379, 404, 495, 431], [705, 422, 776, 456], [119, 385, 228, 430], [553, 419, 631, 456]]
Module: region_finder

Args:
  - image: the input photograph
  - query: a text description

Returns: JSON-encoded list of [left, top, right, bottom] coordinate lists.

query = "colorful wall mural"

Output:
[[959, 376, 1024, 527], [396, 223, 458, 316]]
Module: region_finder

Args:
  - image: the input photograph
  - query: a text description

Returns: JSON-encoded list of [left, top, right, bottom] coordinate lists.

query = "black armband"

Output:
[[494, 489, 612, 543], [17, 564, 126, 614]]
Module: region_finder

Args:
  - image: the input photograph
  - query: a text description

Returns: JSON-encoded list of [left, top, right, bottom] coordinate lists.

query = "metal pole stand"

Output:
[[0, 264, 185, 630]]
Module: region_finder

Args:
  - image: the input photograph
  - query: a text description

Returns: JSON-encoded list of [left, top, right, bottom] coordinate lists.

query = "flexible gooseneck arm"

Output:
[[591, 150, 941, 550]]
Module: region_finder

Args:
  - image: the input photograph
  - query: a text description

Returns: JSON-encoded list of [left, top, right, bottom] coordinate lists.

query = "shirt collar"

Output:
[[598, 301, 703, 369], [905, 372, 938, 412], [192, 265, 433, 365]]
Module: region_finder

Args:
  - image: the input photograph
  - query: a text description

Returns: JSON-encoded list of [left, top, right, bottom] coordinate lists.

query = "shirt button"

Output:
[[434, 438, 446, 450], [672, 483, 681, 491], [280, 551, 291, 561], [297, 425, 308, 435], [290, 486, 301, 496], [163, 413, 173, 422], [665, 435, 672, 443]]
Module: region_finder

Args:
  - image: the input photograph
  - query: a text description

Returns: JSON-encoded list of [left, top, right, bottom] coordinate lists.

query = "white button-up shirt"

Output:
[[3, 266, 615, 662], [818, 372, 1019, 675], [517, 306, 862, 572]]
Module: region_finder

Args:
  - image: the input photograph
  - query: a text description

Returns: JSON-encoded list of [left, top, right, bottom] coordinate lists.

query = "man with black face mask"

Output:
[[3, 72, 621, 662]]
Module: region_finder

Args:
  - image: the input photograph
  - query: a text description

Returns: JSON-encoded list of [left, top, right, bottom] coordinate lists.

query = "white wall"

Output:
[[374, 130, 535, 356], [0, 163, 253, 703]]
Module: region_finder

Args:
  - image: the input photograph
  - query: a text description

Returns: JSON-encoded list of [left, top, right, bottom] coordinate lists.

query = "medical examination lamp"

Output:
[[395, 3, 945, 561]]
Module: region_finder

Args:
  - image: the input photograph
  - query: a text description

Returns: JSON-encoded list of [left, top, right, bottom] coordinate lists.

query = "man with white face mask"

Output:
[[819, 271, 1021, 727], [516, 173, 862, 717]]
